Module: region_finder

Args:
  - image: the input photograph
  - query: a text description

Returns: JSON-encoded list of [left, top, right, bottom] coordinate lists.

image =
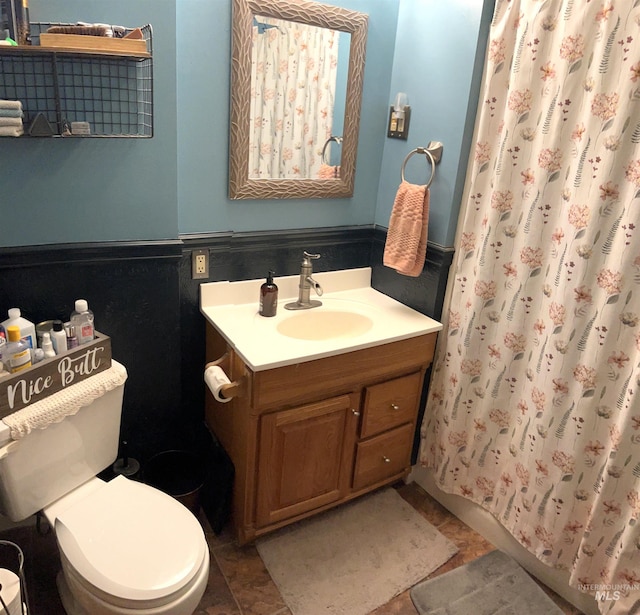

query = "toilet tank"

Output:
[[0, 375, 125, 522]]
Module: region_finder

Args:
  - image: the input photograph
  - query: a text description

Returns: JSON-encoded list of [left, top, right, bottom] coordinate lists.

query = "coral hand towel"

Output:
[[318, 163, 340, 178], [383, 181, 430, 277]]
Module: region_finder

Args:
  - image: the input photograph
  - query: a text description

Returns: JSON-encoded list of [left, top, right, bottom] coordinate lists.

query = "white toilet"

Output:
[[0, 361, 210, 615]]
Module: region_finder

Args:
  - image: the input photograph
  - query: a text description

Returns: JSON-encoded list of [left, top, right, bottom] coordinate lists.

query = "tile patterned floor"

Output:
[[0, 481, 585, 614], [194, 481, 584, 615]]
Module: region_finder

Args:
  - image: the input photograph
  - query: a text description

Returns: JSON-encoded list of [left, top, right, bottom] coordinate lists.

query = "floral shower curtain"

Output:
[[420, 1, 640, 613], [249, 17, 338, 179]]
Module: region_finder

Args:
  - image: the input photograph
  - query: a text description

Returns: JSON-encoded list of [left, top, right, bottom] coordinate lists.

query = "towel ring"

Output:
[[401, 147, 436, 187], [322, 136, 343, 164]]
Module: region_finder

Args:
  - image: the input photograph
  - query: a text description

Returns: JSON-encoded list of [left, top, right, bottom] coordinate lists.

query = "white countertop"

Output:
[[200, 268, 442, 371]]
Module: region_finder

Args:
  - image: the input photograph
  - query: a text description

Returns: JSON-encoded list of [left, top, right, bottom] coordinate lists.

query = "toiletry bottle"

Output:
[[259, 271, 278, 317], [41, 332, 56, 359], [66, 325, 78, 349], [1, 308, 36, 354], [3, 325, 32, 373], [50, 319, 67, 354], [0, 324, 6, 361], [70, 299, 94, 345]]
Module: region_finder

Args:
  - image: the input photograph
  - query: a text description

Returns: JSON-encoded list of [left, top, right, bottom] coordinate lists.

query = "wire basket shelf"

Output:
[[0, 22, 153, 138]]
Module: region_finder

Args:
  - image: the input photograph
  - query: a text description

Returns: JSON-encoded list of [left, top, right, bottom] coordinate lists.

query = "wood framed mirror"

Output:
[[229, 0, 368, 199]]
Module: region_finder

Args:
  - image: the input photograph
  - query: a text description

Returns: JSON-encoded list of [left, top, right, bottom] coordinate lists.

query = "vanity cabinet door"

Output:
[[256, 394, 356, 528]]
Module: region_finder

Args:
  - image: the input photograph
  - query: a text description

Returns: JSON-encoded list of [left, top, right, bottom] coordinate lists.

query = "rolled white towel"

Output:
[[0, 100, 22, 110], [0, 117, 23, 127], [3, 360, 128, 440]]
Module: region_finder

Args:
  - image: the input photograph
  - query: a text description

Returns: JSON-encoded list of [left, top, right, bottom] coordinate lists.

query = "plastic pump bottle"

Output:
[[3, 326, 32, 373], [70, 299, 95, 345], [259, 271, 278, 317]]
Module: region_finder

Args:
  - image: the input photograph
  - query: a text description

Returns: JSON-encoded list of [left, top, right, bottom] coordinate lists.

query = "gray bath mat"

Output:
[[257, 488, 458, 615], [410, 549, 564, 615]]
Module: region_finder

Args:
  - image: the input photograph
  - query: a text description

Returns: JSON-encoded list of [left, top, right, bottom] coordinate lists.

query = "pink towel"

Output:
[[383, 181, 430, 277], [318, 163, 340, 179]]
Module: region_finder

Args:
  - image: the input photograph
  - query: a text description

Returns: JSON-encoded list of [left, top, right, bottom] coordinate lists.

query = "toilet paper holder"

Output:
[[205, 353, 246, 400]]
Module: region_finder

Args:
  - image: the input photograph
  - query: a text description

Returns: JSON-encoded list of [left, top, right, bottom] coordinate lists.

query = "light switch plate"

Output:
[[387, 106, 411, 140]]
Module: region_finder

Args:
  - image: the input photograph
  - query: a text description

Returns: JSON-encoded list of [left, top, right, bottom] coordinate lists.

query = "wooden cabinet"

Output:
[[205, 323, 437, 544]]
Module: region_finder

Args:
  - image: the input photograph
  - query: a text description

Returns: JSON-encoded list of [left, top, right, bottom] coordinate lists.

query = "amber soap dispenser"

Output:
[[259, 271, 278, 317]]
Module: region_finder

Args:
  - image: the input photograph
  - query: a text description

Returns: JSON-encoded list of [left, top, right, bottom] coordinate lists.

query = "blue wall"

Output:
[[1, 0, 492, 248], [0, 0, 178, 246], [374, 0, 493, 247], [176, 0, 398, 235]]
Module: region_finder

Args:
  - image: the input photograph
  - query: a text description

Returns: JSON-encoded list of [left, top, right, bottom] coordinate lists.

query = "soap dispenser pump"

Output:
[[259, 271, 278, 317]]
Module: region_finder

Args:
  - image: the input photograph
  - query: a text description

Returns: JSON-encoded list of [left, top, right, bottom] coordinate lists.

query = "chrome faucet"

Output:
[[285, 251, 324, 310]]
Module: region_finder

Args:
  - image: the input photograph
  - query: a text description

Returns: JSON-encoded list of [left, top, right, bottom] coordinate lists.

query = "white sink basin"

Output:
[[276, 310, 374, 341], [200, 268, 442, 371]]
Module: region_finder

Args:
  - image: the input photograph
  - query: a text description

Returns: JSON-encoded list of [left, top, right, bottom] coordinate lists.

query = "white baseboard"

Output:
[[409, 465, 599, 615]]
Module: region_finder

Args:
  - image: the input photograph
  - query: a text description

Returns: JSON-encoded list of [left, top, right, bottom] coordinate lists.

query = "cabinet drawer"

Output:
[[352, 423, 413, 491], [251, 335, 435, 411], [360, 372, 422, 438]]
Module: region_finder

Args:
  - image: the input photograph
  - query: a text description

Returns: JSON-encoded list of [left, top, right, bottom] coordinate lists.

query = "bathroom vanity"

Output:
[[200, 268, 441, 544]]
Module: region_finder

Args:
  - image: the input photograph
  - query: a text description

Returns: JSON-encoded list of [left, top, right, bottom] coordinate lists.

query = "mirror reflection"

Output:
[[229, 0, 368, 200], [249, 15, 349, 180]]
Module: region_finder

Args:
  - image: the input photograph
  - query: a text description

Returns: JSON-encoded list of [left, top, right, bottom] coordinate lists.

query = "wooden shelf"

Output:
[[0, 43, 150, 59]]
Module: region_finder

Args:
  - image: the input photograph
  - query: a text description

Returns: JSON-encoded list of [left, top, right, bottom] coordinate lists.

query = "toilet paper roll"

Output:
[[0, 568, 22, 615], [204, 365, 233, 404]]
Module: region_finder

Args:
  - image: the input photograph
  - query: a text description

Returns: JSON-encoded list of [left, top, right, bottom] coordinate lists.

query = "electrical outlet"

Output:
[[192, 249, 209, 280]]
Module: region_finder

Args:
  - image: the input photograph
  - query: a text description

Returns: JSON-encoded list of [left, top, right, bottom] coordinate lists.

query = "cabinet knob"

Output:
[[351, 408, 360, 416], [382, 455, 391, 463], [390, 403, 400, 411]]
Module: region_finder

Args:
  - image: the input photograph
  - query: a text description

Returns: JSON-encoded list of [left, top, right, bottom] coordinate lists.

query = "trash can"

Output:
[[143, 450, 205, 516]]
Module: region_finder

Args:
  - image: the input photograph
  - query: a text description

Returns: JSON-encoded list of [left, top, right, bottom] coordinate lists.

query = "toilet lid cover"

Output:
[[55, 475, 206, 602]]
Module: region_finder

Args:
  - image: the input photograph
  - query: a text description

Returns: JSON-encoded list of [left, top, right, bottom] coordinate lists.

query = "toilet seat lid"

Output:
[[55, 475, 206, 602]]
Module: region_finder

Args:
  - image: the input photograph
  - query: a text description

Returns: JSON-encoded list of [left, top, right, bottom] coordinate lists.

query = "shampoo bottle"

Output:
[[259, 271, 278, 317]]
